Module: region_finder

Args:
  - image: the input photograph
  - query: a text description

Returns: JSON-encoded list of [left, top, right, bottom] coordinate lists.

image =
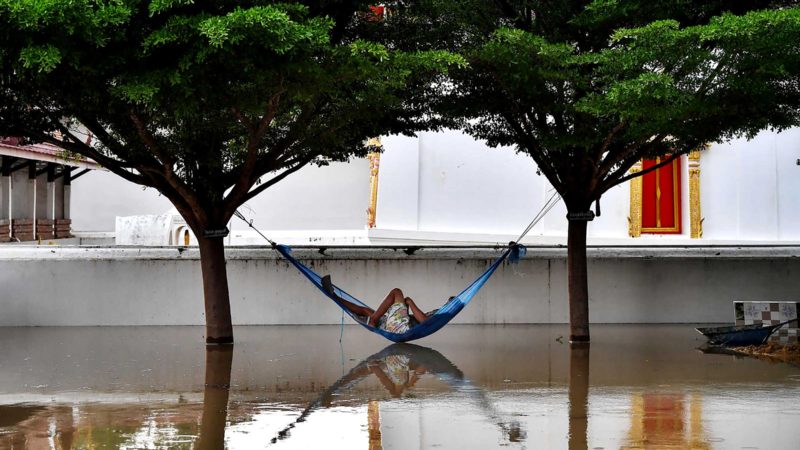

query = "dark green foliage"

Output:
[[0, 0, 462, 229], [385, 0, 800, 209]]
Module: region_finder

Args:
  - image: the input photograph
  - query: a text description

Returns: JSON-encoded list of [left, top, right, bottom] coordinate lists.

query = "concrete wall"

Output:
[[1, 246, 798, 326]]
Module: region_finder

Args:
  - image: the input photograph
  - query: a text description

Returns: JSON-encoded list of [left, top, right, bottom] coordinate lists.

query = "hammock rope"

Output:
[[234, 190, 560, 342], [514, 189, 561, 244]]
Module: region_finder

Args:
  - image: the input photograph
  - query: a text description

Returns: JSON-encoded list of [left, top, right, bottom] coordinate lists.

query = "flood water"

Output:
[[1, 325, 798, 449]]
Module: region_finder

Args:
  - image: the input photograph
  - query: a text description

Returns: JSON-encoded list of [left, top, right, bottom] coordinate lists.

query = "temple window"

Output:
[[629, 155, 698, 237]]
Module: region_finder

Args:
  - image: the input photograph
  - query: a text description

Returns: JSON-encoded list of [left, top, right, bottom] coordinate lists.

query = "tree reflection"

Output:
[[568, 343, 590, 450], [197, 346, 234, 450]]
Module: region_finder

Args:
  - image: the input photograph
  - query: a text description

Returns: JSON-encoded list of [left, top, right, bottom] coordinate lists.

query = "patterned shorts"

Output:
[[379, 302, 410, 334]]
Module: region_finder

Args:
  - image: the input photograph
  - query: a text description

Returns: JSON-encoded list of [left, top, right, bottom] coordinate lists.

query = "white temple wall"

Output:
[[68, 127, 800, 243], [70, 170, 172, 231], [234, 158, 370, 231], [376, 128, 800, 242], [415, 131, 542, 236], [702, 128, 800, 241], [71, 160, 370, 232], [375, 134, 420, 231]]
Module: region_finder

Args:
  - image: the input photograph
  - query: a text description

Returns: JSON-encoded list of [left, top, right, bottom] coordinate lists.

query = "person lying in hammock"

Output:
[[321, 275, 434, 334]]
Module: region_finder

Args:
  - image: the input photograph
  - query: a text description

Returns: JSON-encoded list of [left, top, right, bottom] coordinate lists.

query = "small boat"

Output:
[[696, 320, 794, 347]]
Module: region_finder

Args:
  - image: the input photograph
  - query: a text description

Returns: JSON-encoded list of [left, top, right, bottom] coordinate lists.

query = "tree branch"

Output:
[[32, 116, 153, 187], [128, 111, 174, 166], [594, 121, 627, 160], [497, 109, 565, 193], [229, 107, 255, 132], [598, 133, 666, 180], [255, 89, 285, 138], [225, 91, 286, 209]]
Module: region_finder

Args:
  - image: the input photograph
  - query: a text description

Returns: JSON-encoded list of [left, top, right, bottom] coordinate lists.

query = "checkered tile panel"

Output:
[[734, 301, 799, 344]]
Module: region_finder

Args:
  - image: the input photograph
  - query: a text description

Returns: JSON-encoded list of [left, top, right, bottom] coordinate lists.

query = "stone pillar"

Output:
[[0, 157, 10, 242], [53, 169, 64, 219], [10, 162, 35, 241], [35, 164, 54, 240], [54, 167, 72, 239], [63, 168, 71, 220]]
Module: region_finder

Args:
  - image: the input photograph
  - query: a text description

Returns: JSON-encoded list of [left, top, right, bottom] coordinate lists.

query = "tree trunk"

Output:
[[567, 219, 590, 343], [197, 236, 234, 344]]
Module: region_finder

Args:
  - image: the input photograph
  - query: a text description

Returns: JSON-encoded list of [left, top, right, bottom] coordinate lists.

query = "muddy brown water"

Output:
[[0, 325, 798, 449]]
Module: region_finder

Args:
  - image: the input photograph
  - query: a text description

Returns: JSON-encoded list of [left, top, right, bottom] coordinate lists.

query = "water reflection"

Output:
[[270, 343, 526, 447], [568, 344, 589, 450], [0, 347, 236, 449], [197, 347, 234, 450], [623, 392, 711, 449], [1, 325, 799, 449]]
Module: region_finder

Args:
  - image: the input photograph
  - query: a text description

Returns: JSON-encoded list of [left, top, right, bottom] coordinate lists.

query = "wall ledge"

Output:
[[1, 244, 799, 261]]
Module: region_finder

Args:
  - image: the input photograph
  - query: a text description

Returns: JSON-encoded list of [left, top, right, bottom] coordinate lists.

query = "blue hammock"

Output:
[[275, 243, 526, 342]]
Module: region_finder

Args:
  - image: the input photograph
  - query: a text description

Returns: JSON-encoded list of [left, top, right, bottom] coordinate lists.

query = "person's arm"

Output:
[[406, 298, 428, 323]]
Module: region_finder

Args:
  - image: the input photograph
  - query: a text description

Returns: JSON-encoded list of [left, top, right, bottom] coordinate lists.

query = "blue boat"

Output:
[[696, 320, 794, 347]]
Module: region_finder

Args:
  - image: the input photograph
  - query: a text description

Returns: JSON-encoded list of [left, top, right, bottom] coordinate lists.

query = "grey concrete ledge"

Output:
[[1, 244, 799, 261]]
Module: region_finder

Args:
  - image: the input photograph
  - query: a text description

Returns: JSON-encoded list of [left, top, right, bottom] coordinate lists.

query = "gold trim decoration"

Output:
[[366, 138, 382, 228], [628, 161, 643, 237], [688, 150, 703, 238]]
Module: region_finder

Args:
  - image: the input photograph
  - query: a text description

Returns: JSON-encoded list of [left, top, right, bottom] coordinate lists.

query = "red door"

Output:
[[641, 157, 682, 234]]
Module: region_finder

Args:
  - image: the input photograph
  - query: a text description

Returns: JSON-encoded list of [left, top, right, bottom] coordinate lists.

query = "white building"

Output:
[[3, 128, 800, 327], [72, 127, 800, 246]]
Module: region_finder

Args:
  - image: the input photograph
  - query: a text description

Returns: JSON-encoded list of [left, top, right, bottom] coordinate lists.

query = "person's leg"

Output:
[[369, 288, 404, 326], [339, 300, 374, 319], [321, 275, 374, 319], [405, 297, 428, 324]]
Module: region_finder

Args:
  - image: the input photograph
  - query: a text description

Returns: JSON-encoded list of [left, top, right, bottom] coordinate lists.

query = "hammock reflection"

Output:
[[270, 343, 526, 445]]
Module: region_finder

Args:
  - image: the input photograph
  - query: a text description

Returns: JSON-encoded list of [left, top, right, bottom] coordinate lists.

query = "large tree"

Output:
[[0, 0, 460, 343], [383, 0, 800, 342]]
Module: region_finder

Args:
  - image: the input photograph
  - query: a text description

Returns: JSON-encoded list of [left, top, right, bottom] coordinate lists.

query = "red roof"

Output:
[[0, 137, 103, 170]]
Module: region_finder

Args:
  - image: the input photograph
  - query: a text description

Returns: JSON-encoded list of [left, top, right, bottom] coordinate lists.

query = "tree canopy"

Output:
[[0, 0, 463, 343], [377, 0, 800, 342], [405, 0, 800, 210], [0, 0, 462, 230]]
